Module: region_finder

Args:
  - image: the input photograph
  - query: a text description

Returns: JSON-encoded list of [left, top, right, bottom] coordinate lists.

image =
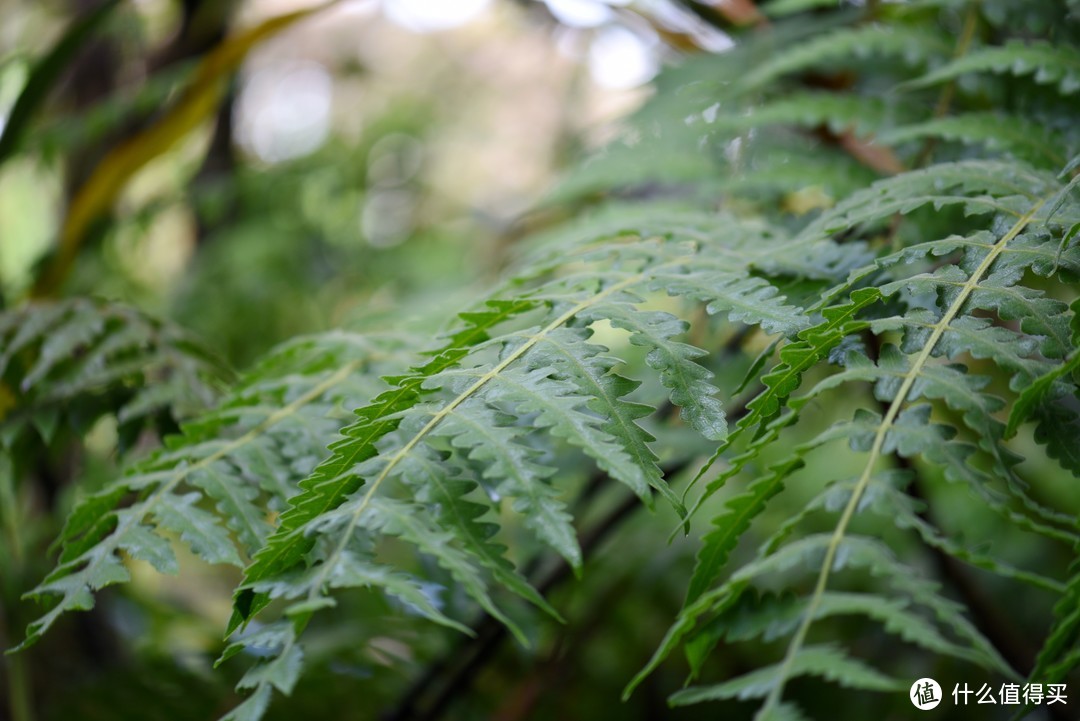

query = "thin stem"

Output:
[[5, 654, 34, 721], [0, 458, 23, 566], [759, 198, 1044, 716], [912, 2, 980, 169], [1, 461, 33, 721]]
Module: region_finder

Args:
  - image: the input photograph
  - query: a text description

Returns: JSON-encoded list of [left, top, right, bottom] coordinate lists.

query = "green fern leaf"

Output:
[[741, 26, 951, 90], [879, 113, 1067, 168], [15, 531, 133, 652], [756, 199, 1044, 715], [688, 590, 1006, 676], [1028, 561, 1080, 688], [1031, 399, 1080, 477], [647, 266, 810, 337], [235, 626, 304, 695], [708, 94, 911, 139], [686, 288, 878, 512], [366, 496, 528, 642], [669, 644, 905, 705], [530, 326, 663, 506], [399, 453, 560, 620], [0, 299, 227, 431], [239, 300, 537, 590], [581, 300, 727, 440], [477, 365, 664, 503], [242, 554, 470, 634], [905, 40, 1080, 95], [685, 458, 802, 605], [219, 684, 271, 721], [16, 331, 398, 649], [737, 534, 1015, 676], [1007, 298, 1080, 451], [15, 5, 1080, 719], [796, 161, 1055, 243], [439, 399, 580, 567]]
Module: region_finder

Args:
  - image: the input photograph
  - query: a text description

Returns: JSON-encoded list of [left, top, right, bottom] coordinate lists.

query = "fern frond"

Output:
[[685, 588, 997, 672], [758, 473, 1064, 592], [1022, 309, 1080, 474], [239, 228, 804, 597], [866, 478, 1067, 592], [796, 161, 1056, 243], [1031, 400, 1080, 478], [756, 195, 1046, 716], [15, 331, 402, 650], [580, 300, 727, 440], [0, 298, 228, 434], [735, 533, 1017, 672], [439, 397, 579, 566], [686, 288, 879, 512], [211, 221, 829, 711], [685, 457, 802, 604], [238, 299, 537, 573], [796, 352, 1079, 541], [740, 25, 951, 90], [905, 40, 1080, 95], [1007, 298, 1080, 476], [528, 326, 663, 497], [671, 644, 905, 705], [1028, 560, 1080, 689], [879, 113, 1068, 168], [707, 94, 912, 139]]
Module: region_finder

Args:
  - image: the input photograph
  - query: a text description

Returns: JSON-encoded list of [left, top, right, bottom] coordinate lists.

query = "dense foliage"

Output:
[[3, 1, 1080, 720]]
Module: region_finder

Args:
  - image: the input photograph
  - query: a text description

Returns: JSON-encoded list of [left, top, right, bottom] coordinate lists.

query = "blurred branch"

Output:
[[193, 83, 238, 246], [698, 0, 767, 28], [669, 0, 766, 33], [0, 0, 122, 169], [381, 482, 654, 721], [29, 1, 343, 298], [150, 0, 239, 72]]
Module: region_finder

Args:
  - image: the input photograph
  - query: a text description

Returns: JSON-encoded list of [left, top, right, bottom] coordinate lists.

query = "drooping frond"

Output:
[[879, 113, 1068, 168], [739, 25, 952, 91], [0, 298, 228, 436], [16, 330, 409, 649], [905, 40, 1080, 95], [618, 4, 1080, 716], [221, 224, 817, 710]]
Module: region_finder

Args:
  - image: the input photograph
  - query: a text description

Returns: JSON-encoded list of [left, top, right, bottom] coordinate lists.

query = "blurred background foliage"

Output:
[[0, 1, 753, 719], [0, 0, 665, 364], [3, 1, 1077, 720]]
